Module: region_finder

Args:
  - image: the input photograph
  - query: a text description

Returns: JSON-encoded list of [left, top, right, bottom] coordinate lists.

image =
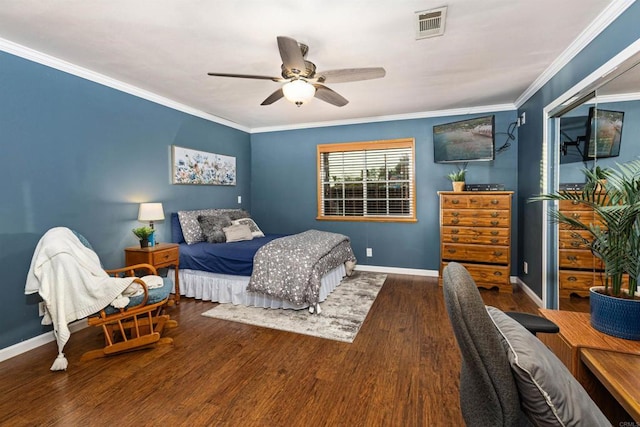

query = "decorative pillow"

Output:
[[486, 306, 610, 427], [223, 224, 254, 243], [232, 218, 264, 237], [197, 214, 232, 243], [178, 209, 250, 244]]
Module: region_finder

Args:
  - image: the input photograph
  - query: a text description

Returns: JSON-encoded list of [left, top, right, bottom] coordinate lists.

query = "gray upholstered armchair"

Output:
[[442, 262, 610, 427]]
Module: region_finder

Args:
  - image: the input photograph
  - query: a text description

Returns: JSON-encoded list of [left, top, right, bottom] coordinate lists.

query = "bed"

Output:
[[167, 209, 356, 311]]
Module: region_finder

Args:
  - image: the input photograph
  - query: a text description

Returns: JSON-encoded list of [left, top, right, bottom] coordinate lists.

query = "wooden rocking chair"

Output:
[[80, 263, 177, 361]]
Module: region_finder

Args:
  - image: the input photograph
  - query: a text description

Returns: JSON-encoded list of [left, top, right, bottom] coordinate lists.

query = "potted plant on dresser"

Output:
[[132, 226, 155, 248], [447, 167, 467, 192], [532, 159, 640, 340]]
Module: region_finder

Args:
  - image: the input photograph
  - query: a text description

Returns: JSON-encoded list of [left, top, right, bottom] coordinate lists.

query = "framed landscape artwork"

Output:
[[171, 145, 236, 185]]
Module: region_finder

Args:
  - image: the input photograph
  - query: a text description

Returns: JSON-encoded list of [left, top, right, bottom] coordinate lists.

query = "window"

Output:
[[317, 138, 416, 222]]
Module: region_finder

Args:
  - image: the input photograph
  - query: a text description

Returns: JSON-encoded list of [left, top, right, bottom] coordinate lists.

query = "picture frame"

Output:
[[171, 145, 236, 185]]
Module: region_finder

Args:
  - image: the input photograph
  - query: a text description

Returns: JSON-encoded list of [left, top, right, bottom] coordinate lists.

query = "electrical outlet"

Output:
[[38, 302, 46, 317], [516, 117, 521, 127], [237, 196, 242, 204], [520, 112, 526, 125], [366, 248, 373, 257], [523, 261, 528, 275]]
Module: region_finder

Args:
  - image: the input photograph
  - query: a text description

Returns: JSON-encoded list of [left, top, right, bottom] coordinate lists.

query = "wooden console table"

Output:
[[581, 348, 640, 422], [538, 309, 640, 423]]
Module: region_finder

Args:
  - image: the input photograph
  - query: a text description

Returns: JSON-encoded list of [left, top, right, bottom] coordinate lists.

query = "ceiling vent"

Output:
[[415, 6, 447, 40]]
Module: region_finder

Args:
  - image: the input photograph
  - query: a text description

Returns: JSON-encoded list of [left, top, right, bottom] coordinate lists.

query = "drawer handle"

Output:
[[451, 199, 459, 205], [451, 229, 459, 234], [491, 220, 499, 226], [452, 218, 459, 224], [570, 232, 580, 238], [493, 251, 503, 257], [451, 237, 459, 242], [572, 200, 580, 205], [491, 238, 498, 244], [491, 199, 499, 205], [447, 249, 457, 254], [567, 255, 578, 262], [470, 199, 478, 204], [571, 241, 581, 248], [490, 231, 499, 236], [452, 211, 459, 217], [568, 276, 577, 282], [494, 271, 503, 277], [491, 212, 499, 218], [571, 213, 581, 219]]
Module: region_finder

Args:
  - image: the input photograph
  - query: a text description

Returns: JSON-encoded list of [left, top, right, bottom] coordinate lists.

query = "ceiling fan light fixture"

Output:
[[282, 79, 315, 106]]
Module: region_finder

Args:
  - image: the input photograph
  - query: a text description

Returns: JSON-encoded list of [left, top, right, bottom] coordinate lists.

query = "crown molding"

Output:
[[514, 0, 636, 108], [0, 38, 250, 133], [250, 103, 516, 134]]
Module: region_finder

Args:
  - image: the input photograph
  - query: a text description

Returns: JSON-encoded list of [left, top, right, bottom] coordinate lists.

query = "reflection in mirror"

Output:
[[556, 60, 640, 312]]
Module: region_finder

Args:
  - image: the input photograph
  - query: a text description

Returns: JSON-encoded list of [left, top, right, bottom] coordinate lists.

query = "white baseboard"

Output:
[[0, 319, 87, 364], [514, 277, 544, 307], [355, 264, 439, 277]]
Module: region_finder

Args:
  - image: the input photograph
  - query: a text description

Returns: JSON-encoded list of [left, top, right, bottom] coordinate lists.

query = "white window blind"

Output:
[[317, 138, 416, 222]]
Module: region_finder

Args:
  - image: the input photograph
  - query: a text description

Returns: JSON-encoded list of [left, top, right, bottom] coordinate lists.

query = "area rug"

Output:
[[201, 271, 387, 343]]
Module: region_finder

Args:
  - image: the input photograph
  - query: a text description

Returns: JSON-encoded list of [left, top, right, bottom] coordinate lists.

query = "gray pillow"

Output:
[[197, 214, 232, 243], [178, 209, 250, 244], [486, 306, 611, 427]]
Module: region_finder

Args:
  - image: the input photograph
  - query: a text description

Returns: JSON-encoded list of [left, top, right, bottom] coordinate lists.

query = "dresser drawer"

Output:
[[440, 194, 511, 210], [441, 226, 509, 245], [442, 243, 508, 264], [558, 249, 603, 270], [559, 199, 590, 211], [558, 230, 592, 249], [441, 261, 510, 285], [559, 270, 606, 291], [152, 249, 178, 265], [441, 210, 510, 228]]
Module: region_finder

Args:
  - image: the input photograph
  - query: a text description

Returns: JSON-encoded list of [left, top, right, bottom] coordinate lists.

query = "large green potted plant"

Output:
[[532, 159, 640, 340]]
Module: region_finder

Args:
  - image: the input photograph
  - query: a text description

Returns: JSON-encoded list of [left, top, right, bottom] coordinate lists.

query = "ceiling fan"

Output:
[[207, 36, 385, 107]]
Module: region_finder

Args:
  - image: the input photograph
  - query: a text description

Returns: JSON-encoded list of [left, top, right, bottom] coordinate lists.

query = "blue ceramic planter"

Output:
[[590, 287, 640, 341]]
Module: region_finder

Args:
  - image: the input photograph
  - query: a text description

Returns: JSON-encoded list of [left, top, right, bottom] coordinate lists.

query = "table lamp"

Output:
[[138, 203, 164, 246]]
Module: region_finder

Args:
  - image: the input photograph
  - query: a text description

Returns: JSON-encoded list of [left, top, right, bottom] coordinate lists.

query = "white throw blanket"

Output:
[[25, 227, 136, 371]]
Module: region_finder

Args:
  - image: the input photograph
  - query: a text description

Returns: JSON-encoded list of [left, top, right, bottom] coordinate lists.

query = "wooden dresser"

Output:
[[558, 198, 606, 298], [439, 191, 513, 293]]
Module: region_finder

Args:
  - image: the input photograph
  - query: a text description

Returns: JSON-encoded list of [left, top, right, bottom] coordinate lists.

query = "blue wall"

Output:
[[250, 112, 518, 270], [0, 52, 251, 349], [517, 2, 640, 299]]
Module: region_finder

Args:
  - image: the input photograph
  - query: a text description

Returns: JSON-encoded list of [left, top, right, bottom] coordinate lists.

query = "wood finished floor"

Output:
[[0, 274, 539, 427]]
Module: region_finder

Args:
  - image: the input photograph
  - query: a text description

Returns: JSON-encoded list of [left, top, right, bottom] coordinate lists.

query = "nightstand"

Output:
[[124, 242, 180, 303]]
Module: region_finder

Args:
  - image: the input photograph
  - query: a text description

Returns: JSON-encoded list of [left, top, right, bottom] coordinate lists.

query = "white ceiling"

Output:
[[0, 0, 621, 132]]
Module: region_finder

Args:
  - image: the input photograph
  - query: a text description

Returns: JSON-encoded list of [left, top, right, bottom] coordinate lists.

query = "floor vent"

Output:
[[415, 6, 447, 40]]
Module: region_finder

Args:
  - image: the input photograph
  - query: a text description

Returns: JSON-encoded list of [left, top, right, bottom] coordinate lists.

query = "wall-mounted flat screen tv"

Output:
[[584, 107, 624, 160], [433, 115, 495, 163]]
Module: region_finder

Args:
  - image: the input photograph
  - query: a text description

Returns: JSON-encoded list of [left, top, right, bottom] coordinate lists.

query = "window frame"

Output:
[[316, 138, 417, 222]]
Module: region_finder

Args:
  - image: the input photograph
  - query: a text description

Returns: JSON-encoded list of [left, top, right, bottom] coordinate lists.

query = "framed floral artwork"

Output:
[[171, 145, 236, 185]]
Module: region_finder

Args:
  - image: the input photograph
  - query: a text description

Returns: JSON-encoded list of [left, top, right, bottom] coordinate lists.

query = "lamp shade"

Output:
[[282, 80, 315, 106], [138, 203, 165, 222]]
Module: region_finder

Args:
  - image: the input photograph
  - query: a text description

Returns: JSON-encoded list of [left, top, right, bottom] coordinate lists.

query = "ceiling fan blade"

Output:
[[261, 88, 284, 105], [277, 36, 307, 75], [207, 72, 283, 82], [315, 67, 386, 83], [313, 84, 348, 107]]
